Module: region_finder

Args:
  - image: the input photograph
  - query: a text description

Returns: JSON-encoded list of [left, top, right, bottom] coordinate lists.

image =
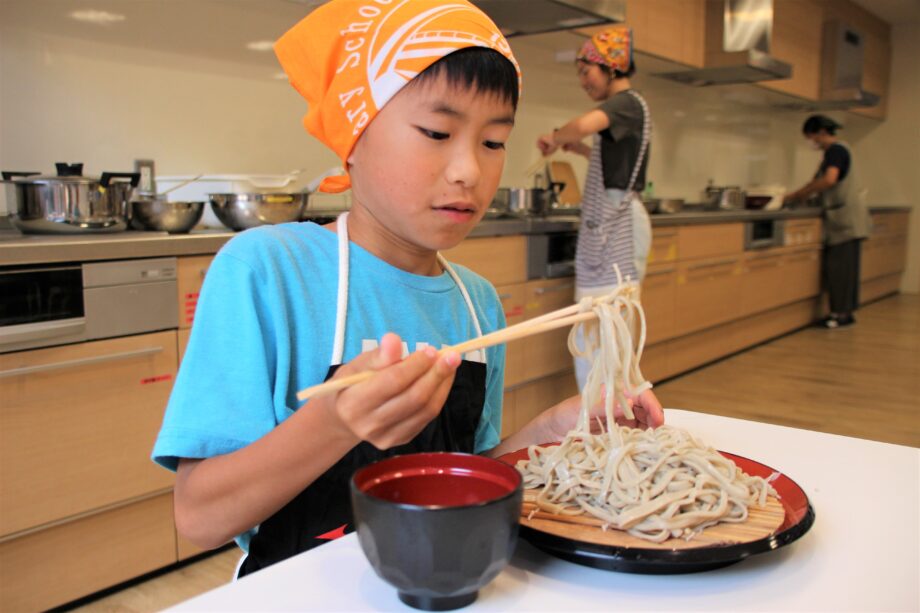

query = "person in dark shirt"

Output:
[[785, 115, 869, 328]]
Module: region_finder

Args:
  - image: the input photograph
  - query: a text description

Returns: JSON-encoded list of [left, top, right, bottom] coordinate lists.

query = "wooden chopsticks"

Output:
[[294, 297, 615, 402]]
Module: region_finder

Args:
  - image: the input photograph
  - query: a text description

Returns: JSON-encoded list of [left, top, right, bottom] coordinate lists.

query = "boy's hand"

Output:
[[316, 333, 461, 450], [544, 387, 665, 440]]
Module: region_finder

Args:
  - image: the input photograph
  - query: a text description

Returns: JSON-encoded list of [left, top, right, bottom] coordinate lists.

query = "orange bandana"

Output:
[[577, 26, 633, 74], [275, 0, 521, 193]]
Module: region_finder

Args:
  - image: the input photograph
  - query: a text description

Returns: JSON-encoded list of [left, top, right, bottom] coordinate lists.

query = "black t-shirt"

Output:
[[598, 90, 649, 191], [819, 143, 850, 182]]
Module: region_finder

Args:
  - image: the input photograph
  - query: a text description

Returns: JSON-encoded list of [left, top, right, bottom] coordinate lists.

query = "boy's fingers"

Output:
[[350, 351, 460, 448]]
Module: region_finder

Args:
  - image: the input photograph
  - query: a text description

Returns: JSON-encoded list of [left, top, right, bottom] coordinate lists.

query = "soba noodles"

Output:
[[516, 271, 777, 542]]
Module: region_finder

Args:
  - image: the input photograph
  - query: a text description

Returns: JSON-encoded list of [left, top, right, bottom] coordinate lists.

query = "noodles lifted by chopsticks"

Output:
[[517, 270, 777, 542]]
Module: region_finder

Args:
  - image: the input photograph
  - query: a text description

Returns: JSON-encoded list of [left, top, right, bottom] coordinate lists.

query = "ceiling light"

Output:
[[69, 9, 126, 25], [246, 40, 276, 52]]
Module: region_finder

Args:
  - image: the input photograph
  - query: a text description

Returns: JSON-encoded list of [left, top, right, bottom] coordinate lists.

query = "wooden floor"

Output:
[[70, 293, 919, 612], [655, 293, 920, 448]]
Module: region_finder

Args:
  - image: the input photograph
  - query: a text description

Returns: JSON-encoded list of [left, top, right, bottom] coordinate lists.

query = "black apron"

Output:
[[239, 214, 488, 577]]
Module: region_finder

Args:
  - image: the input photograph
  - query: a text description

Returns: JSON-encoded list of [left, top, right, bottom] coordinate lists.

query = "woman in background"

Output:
[[535, 27, 652, 390], [785, 115, 869, 329]]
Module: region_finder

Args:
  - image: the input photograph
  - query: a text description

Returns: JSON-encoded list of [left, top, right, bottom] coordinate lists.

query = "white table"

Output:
[[171, 410, 920, 612]]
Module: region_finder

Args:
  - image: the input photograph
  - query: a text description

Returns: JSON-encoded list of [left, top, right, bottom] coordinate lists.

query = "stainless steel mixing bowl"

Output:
[[130, 199, 205, 233], [209, 193, 308, 231]]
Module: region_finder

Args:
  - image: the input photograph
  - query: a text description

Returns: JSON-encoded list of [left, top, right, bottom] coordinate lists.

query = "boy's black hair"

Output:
[[412, 47, 519, 110], [802, 114, 842, 135], [577, 59, 637, 79]]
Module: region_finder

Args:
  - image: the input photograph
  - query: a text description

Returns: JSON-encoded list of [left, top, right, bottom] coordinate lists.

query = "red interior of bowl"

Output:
[[354, 453, 521, 508]]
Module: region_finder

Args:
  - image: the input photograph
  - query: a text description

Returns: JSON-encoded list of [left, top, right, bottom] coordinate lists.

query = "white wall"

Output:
[[1, 17, 916, 295], [0, 20, 816, 210]]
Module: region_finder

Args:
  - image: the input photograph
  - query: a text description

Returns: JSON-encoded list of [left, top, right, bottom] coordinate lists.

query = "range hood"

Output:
[[656, 0, 791, 86], [471, 0, 625, 37], [815, 20, 880, 109]]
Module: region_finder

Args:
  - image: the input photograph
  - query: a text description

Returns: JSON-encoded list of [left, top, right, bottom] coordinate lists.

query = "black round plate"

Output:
[[500, 450, 816, 574]]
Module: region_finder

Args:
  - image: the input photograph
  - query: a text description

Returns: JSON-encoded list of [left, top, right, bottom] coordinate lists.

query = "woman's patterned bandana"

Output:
[[577, 26, 633, 74], [274, 0, 521, 193]]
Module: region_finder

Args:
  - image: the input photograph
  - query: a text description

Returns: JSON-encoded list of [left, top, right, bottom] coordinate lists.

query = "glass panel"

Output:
[[0, 265, 84, 327]]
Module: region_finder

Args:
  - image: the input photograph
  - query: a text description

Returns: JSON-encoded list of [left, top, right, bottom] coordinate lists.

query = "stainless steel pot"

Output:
[[2, 163, 139, 234], [702, 185, 746, 210], [504, 183, 565, 218]]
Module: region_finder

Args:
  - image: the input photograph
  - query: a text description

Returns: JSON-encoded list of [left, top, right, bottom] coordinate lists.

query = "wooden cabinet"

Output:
[[759, 0, 824, 101], [675, 255, 743, 336], [0, 331, 178, 537], [647, 227, 679, 266], [506, 371, 578, 437], [677, 223, 744, 261], [496, 282, 527, 388], [783, 218, 822, 247], [861, 210, 909, 281], [782, 247, 822, 304], [641, 264, 677, 344], [740, 250, 786, 317], [576, 0, 705, 67], [178, 327, 191, 362], [860, 210, 909, 302], [0, 493, 176, 612], [521, 278, 576, 383], [177, 255, 213, 329], [443, 235, 527, 287]]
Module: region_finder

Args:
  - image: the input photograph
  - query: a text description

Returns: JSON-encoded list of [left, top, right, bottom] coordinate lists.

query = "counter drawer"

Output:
[[861, 235, 907, 281], [0, 493, 176, 612], [674, 256, 743, 336], [496, 282, 526, 388], [521, 278, 575, 382], [641, 264, 677, 344], [740, 251, 786, 317], [443, 235, 527, 286], [677, 223, 743, 261], [782, 247, 821, 303], [0, 331, 177, 537], [783, 218, 822, 247], [177, 255, 213, 329], [647, 228, 678, 265]]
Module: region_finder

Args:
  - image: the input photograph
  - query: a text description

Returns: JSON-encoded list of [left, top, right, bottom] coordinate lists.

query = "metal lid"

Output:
[[2, 163, 98, 185]]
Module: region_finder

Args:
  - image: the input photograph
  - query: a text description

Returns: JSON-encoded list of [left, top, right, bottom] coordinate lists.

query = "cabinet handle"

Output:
[[0, 318, 86, 347], [0, 346, 164, 379], [497, 293, 513, 300], [745, 257, 783, 270], [645, 266, 676, 277], [534, 282, 575, 295], [686, 258, 737, 272]]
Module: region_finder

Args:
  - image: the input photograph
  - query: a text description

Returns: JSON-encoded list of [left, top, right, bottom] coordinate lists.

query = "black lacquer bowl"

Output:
[[351, 452, 523, 611]]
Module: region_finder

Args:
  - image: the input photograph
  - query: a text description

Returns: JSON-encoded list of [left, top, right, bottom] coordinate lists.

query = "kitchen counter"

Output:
[[4, 206, 908, 267], [170, 409, 919, 612]]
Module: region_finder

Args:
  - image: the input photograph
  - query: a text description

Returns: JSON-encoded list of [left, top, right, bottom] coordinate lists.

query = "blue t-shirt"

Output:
[[152, 222, 506, 546]]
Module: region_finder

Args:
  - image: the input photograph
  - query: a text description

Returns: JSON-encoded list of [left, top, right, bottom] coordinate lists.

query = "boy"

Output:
[[152, 0, 663, 578]]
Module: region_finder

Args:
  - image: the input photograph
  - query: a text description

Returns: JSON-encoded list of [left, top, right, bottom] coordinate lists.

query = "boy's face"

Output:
[[346, 72, 515, 259]]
